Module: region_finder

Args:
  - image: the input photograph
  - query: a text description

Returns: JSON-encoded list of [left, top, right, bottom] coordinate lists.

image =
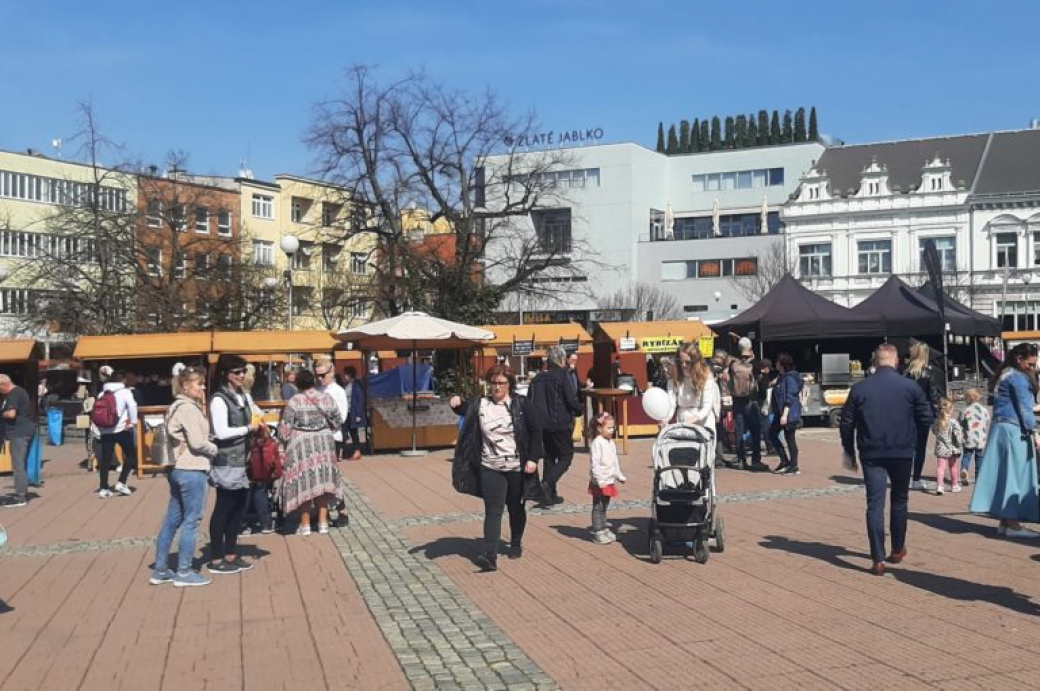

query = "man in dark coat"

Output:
[[840, 343, 934, 576], [528, 345, 583, 505]]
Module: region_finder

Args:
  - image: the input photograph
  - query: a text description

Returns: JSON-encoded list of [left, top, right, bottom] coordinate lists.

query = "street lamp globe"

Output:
[[1021, 271, 1033, 285], [713, 291, 722, 302], [263, 276, 279, 290], [280, 235, 300, 255]]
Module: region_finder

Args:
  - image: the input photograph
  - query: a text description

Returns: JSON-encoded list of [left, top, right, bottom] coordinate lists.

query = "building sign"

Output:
[[512, 340, 535, 356], [558, 338, 580, 352], [698, 336, 715, 358], [639, 336, 684, 354], [504, 128, 605, 148], [619, 337, 637, 352]]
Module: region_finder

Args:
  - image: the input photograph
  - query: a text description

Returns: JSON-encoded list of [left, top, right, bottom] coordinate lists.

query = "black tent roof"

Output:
[[712, 274, 881, 340], [849, 275, 986, 336], [917, 280, 1002, 337]]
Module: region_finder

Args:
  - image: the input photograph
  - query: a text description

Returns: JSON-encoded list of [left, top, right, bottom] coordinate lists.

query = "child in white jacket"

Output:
[[589, 412, 626, 544]]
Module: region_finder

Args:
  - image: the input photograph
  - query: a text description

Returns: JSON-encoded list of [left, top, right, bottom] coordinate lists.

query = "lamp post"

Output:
[[280, 235, 299, 331], [1022, 271, 1034, 331]]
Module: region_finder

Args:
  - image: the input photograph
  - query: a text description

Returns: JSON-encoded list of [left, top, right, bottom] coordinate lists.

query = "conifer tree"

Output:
[[691, 118, 701, 152], [679, 119, 691, 153], [794, 107, 807, 142], [700, 120, 710, 151], [724, 116, 734, 148], [747, 116, 758, 149], [781, 110, 793, 143], [735, 114, 748, 148], [710, 116, 721, 150], [769, 110, 781, 144], [758, 110, 770, 146], [809, 107, 819, 141], [656, 122, 665, 153], [666, 124, 679, 154]]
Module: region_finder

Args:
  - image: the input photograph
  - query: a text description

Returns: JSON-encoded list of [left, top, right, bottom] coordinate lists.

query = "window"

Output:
[[194, 252, 210, 273], [217, 254, 233, 281], [174, 254, 186, 279], [253, 240, 273, 266], [996, 233, 1017, 268], [252, 194, 274, 219], [660, 257, 757, 280], [322, 202, 342, 227], [736, 171, 753, 189], [684, 305, 708, 313], [858, 239, 892, 275], [292, 240, 314, 270], [721, 172, 736, 191], [919, 237, 956, 272], [1034, 232, 1040, 266], [323, 243, 342, 273], [0, 288, 32, 315], [0, 229, 95, 261], [172, 204, 187, 232], [0, 169, 127, 210], [532, 209, 572, 254], [705, 174, 720, 192], [350, 252, 368, 275], [146, 247, 163, 277], [146, 199, 162, 228], [767, 168, 784, 186], [292, 286, 314, 315], [799, 243, 832, 277], [291, 197, 310, 223], [692, 167, 785, 192], [1001, 299, 1040, 331], [195, 207, 209, 233], [217, 209, 232, 235], [351, 300, 368, 318]]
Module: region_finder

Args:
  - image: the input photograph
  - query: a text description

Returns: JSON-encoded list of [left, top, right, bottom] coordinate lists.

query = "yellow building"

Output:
[[0, 148, 136, 338]]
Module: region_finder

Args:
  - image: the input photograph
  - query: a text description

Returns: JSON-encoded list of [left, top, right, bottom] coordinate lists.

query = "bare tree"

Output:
[[729, 240, 794, 302], [306, 66, 597, 323], [596, 282, 683, 321], [12, 104, 280, 336]]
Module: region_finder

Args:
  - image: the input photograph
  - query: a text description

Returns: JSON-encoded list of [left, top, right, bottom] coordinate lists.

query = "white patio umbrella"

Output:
[[712, 198, 721, 237], [760, 195, 770, 235], [336, 312, 495, 456]]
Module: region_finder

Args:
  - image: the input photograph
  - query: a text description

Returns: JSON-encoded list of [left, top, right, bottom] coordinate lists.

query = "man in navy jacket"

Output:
[[840, 343, 934, 575]]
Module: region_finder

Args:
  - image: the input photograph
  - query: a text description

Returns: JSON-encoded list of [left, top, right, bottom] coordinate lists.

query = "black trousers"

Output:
[[768, 422, 799, 468], [210, 487, 248, 560], [911, 424, 930, 482], [480, 467, 526, 553], [542, 426, 575, 494], [343, 425, 362, 457], [99, 429, 136, 490]]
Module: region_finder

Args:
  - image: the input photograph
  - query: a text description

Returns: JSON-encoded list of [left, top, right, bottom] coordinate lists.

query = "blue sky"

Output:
[[2, 0, 1037, 180]]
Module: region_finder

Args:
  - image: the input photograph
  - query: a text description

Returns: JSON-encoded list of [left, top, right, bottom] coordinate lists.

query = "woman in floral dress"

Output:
[[278, 369, 344, 535]]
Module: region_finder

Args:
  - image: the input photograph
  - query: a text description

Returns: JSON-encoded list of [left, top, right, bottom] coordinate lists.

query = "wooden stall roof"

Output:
[[1003, 330, 1040, 341], [0, 339, 37, 364], [594, 320, 713, 345], [75, 332, 213, 360], [210, 330, 337, 354], [479, 323, 592, 347]]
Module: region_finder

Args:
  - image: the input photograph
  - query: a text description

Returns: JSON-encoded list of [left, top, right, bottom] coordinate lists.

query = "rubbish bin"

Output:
[[27, 434, 43, 486], [47, 408, 64, 446]]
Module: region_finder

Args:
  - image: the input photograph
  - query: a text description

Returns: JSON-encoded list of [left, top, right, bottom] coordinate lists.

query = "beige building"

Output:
[[0, 148, 136, 339]]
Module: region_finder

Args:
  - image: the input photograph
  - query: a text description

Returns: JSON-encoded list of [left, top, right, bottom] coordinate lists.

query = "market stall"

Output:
[[74, 332, 212, 476], [591, 320, 714, 437], [0, 339, 41, 475]]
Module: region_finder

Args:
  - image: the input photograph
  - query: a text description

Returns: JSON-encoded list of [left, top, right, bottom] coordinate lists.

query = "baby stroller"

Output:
[[648, 423, 725, 564]]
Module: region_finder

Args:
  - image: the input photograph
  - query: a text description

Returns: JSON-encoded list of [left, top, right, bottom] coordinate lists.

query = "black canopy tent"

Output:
[[917, 280, 1002, 337], [712, 274, 882, 340], [849, 275, 994, 337]]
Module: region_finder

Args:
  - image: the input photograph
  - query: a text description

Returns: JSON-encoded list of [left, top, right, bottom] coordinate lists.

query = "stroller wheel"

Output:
[[693, 539, 710, 564], [649, 538, 663, 564], [712, 516, 726, 553]]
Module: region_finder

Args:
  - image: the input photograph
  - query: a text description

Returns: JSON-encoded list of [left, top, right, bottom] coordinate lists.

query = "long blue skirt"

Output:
[[969, 421, 1039, 522]]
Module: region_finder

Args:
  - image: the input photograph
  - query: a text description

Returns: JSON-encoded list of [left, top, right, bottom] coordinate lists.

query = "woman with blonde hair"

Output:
[[904, 341, 944, 490], [665, 342, 719, 428]]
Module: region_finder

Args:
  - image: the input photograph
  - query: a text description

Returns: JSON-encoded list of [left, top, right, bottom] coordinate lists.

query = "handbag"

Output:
[[151, 423, 176, 468]]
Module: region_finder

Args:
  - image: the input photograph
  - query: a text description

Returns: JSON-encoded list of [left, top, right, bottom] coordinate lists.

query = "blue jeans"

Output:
[[155, 469, 209, 573], [862, 457, 912, 563], [245, 482, 273, 531], [961, 448, 981, 475], [733, 397, 761, 463]]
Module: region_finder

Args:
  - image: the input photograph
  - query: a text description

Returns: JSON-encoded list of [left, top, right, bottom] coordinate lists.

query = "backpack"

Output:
[[729, 359, 758, 398], [248, 425, 283, 482], [89, 390, 120, 428]]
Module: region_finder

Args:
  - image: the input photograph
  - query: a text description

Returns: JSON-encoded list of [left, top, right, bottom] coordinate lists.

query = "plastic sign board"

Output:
[[698, 336, 715, 358], [558, 338, 580, 352], [639, 336, 684, 354], [619, 337, 637, 352], [512, 340, 535, 356]]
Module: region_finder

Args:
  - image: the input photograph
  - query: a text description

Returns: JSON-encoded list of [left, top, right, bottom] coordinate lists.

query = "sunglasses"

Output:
[[229, 368, 247, 375]]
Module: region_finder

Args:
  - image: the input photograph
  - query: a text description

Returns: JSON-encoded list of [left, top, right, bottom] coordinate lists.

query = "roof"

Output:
[[712, 274, 880, 340], [814, 133, 989, 196], [973, 129, 1040, 196], [75, 333, 213, 360], [917, 280, 1001, 336], [595, 320, 713, 343], [480, 323, 592, 347], [850, 276, 996, 336], [0, 339, 37, 363], [210, 330, 337, 354]]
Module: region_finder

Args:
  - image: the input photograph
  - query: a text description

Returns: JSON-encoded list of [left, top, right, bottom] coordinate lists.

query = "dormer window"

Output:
[[867, 181, 881, 195]]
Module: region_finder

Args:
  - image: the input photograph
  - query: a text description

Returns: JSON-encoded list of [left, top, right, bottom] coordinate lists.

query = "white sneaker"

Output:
[[318, 523, 329, 535], [592, 530, 614, 545], [1004, 527, 1040, 539], [952, 484, 962, 493], [296, 525, 311, 537], [910, 480, 926, 491], [98, 489, 113, 498], [113, 482, 133, 496], [935, 485, 944, 495]]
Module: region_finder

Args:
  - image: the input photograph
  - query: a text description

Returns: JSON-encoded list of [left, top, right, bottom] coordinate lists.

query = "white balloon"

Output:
[[641, 386, 672, 422]]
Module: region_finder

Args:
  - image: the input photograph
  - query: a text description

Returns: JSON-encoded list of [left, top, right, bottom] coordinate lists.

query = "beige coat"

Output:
[[166, 395, 217, 471]]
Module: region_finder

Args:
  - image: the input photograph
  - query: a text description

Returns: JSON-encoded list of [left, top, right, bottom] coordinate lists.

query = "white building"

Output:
[[783, 128, 1040, 330], [487, 141, 823, 323]]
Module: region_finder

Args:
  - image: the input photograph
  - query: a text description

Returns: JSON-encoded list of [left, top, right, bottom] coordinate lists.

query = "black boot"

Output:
[[508, 543, 523, 560], [474, 550, 498, 572]]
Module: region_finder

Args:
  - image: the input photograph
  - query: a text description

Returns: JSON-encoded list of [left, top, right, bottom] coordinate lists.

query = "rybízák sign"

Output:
[[639, 337, 684, 354]]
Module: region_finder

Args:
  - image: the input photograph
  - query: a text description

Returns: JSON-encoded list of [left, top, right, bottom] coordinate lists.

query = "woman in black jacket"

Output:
[[904, 342, 944, 490], [450, 365, 543, 572]]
